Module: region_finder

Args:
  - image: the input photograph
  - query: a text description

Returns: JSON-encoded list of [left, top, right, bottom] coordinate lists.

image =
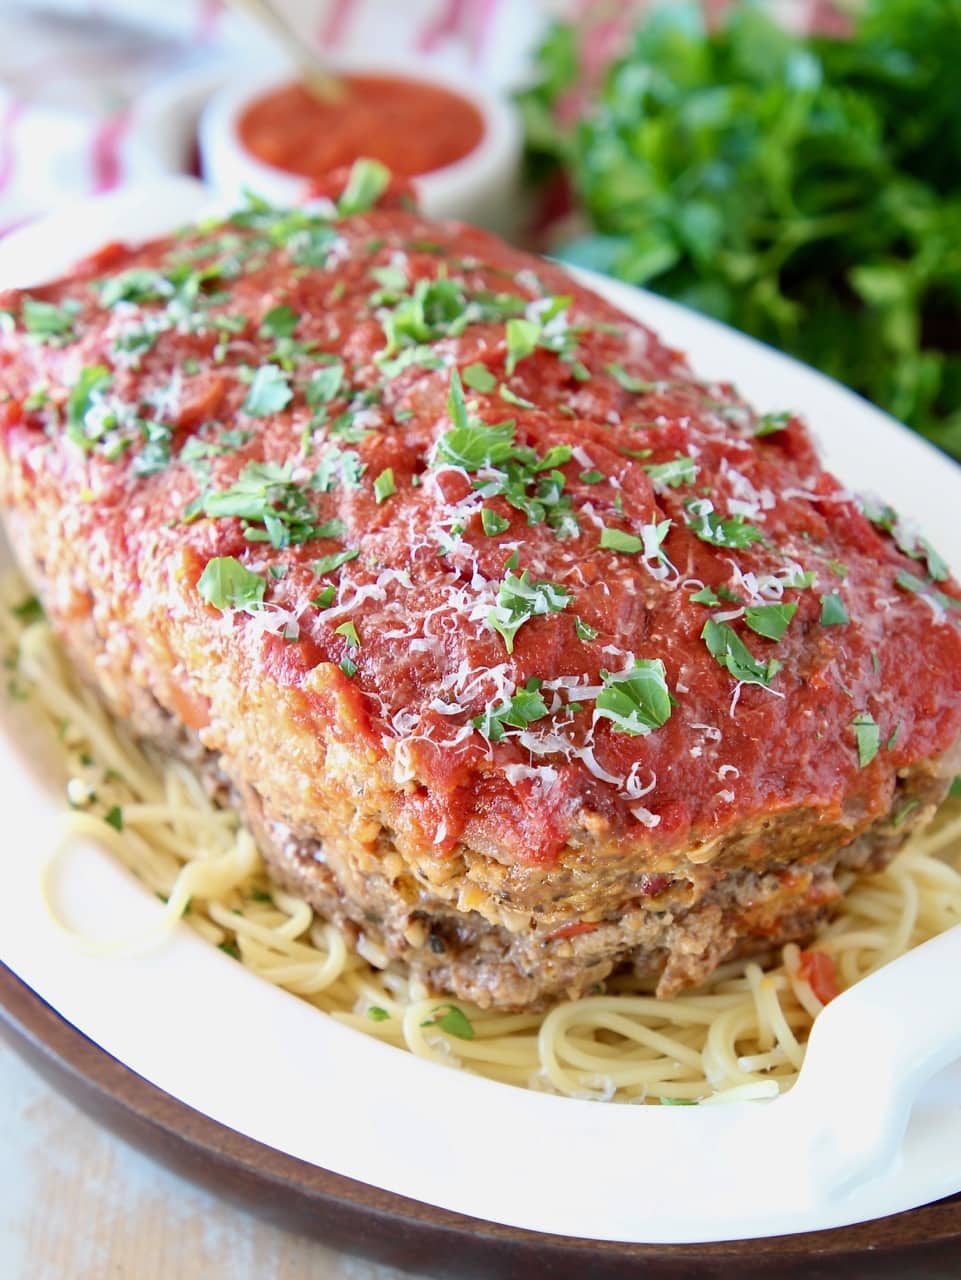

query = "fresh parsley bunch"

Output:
[[519, 0, 961, 457]]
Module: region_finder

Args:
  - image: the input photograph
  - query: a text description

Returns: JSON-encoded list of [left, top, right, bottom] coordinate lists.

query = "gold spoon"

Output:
[[224, 0, 344, 102]]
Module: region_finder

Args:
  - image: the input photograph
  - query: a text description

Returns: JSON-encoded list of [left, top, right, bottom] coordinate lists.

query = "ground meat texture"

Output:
[[2, 165, 961, 1009]]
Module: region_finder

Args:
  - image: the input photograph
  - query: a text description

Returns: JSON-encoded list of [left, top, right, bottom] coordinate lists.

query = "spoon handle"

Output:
[[783, 922, 961, 1199], [225, 0, 344, 102]]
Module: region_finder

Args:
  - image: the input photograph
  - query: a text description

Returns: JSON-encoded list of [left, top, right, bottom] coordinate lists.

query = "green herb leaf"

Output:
[[487, 569, 570, 653], [575, 616, 598, 642], [600, 527, 643, 553], [702, 619, 782, 687], [744, 602, 797, 641], [853, 712, 880, 768], [421, 1004, 475, 1040], [473, 678, 549, 742], [606, 362, 653, 393], [21, 296, 80, 343], [197, 557, 266, 613], [463, 362, 497, 392], [481, 507, 510, 535], [259, 303, 299, 338], [505, 317, 541, 373], [12, 595, 43, 624], [373, 467, 396, 503], [104, 805, 124, 832], [642, 455, 696, 489], [819, 593, 850, 626], [594, 659, 674, 736], [313, 548, 359, 575], [755, 411, 791, 437], [335, 620, 361, 647], [243, 365, 292, 417], [337, 158, 391, 216], [367, 1006, 390, 1022]]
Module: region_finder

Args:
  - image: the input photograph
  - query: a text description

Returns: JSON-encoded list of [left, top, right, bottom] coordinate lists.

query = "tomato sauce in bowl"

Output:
[[237, 75, 486, 180]]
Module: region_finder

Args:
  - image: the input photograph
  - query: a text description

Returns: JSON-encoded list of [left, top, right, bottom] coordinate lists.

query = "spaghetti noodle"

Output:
[[5, 571, 961, 1104]]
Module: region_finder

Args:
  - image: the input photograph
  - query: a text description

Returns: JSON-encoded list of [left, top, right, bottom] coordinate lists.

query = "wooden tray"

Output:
[[2, 961, 960, 1279]]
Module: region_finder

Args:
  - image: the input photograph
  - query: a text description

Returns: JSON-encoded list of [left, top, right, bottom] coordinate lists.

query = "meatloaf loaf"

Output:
[[2, 164, 960, 1009]]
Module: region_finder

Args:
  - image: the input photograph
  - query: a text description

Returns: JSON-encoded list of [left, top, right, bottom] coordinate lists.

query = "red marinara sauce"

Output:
[[236, 76, 485, 179]]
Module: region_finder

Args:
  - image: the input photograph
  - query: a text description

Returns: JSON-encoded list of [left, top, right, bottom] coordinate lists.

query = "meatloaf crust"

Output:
[[2, 166, 961, 1008]]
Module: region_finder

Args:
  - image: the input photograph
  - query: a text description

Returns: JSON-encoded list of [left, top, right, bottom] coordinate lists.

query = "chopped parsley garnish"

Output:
[[574, 616, 598, 642], [373, 467, 396, 503], [606, 363, 653, 393], [828, 559, 849, 579], [579, 469, 604, 484], [594, 659, 674, 736], [201, 461, 320, 548], [367, 1006, 390, 1022], [487, 569, 571, 653], [702, 619, 782, 687], [313, 548, 359, 575], [505, 317, 540, 373], [436, 372, 577, 537], [335, 619, 361, 647], [819, 593, 850, 626], [481, 508, 510, 535], [259, 303, 299, 338], [755, 411, 791, 437], [744, 602, 797, 642], [462, 362, 497, 392], [473, 678, 549, 742], [243, 365, 293, 417], [895, 570, 961, 612], [311, 444, 366, 491], [97, 268, 174, 307], [132, 420, 174, 477], [420, 1004, 475, 1040], [853, 712, 880, 768], [600, 527, 643, 554], [21, 296, 80, 343], [690, 586, 722, 606], [197, 556, 266, 613], [305, 361, 344, 406], [312, 585, 337, 609], [65, 365, 112, 451], [337, 158, 391, 217], [863, 499, 950, 582], [892, 800, 919, 829], [685, 502, 764, 550], [12, 596, 43, 625], [643, 454, 696, 489], [104, 805, 124, 832]]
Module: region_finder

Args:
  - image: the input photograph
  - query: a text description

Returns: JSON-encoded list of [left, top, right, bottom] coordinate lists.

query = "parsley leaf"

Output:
[[373, 467, 396, 503], [314, 549, 359, 575], [463, 362, 497, 392], [755, 411, 791, 437], [197, 557, 266, 613], [600, 527, 643, 554], [819, 593, 850, 626], [853, 712, 880, 768], [594, 659, 674, 736], [702, 619, 782, 687], [243, 365, 292, 417], [259, 303, 299, 338], [487, 569, 571, 652], [473, 678, 549, 742], [420, 1004, 475, 1040], [744, 602, 797, 642], [481, 508, 510, 535], [643, 454, 696, 489], [686, 502, 764, 549], [505, 317, 541, 373], [337, 158, 391, 216], [575, 616, 598, 641], [606, 362, 653, 393], [21, 297, 80, 343]]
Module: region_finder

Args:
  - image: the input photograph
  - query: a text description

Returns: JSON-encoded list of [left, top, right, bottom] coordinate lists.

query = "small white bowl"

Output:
[[198, 60, 523, 236]]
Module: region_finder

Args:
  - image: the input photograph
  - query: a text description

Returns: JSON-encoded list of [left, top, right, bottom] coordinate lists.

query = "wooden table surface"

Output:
[[0, 1038, 412, 1279]]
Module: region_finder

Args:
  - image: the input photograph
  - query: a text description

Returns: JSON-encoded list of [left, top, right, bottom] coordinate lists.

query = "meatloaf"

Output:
[[2, 164, 961, 1009]]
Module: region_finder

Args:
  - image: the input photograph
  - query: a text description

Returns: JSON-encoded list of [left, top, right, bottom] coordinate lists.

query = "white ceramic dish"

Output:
[[1, 178, 961, 1246], [199, 60, 523, 236]]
